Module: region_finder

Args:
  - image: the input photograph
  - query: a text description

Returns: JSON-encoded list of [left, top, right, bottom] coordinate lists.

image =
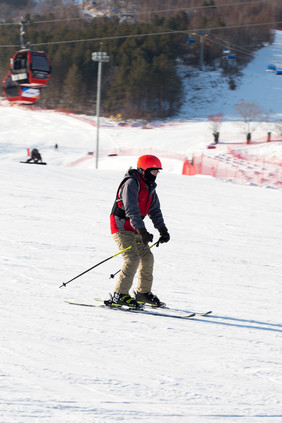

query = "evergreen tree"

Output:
[[0, 2, 280, 119], [62, 63, 84, 111]]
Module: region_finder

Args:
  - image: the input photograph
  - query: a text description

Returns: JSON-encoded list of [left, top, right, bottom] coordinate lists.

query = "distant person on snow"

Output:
[[27, 148, 42, 163], [109, 154, 170, 309]]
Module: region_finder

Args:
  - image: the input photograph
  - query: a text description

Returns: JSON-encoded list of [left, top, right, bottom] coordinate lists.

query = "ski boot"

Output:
[[105, 292, 143, 310], [135, 291, 165, 308]]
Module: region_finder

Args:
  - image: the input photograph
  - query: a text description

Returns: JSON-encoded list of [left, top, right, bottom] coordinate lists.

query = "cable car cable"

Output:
[[0, 0, 279, 27], [136, 0, 280, 17], [0, 20, 282, 49]]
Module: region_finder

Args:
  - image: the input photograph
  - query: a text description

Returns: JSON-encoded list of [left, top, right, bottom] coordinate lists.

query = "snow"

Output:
[[1, 31, 282, 423], [179, 29, 282, 120]]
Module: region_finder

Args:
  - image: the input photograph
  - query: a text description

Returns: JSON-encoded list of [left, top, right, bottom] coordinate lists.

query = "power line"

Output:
[[0, 20, 281, 48], [0, 0, 278, 27], [137, 0, 279, 16], [0, 17, 86, 26], [24, 17, 87, 25], [211, 34, 255, 56], [211, 37, 252, 57]]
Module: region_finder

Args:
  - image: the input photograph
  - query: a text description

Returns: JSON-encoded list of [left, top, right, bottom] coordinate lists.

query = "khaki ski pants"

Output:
[[112, 231, 154, 294]]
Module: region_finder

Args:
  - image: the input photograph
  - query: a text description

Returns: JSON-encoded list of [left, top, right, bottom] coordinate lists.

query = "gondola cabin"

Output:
[[10, 50, 51, 87], [2, 72, 41, 104]]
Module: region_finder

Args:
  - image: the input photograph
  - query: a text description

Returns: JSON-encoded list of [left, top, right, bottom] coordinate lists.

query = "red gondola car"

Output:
[[10, 50, 51, 87], [2, 72, 41, 104]]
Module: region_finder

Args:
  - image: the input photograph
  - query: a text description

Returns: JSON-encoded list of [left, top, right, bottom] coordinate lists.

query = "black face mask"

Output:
[[144, 168, 156, 184]]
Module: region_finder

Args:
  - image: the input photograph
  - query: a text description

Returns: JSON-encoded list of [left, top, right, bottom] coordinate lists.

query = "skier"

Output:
[[110, 154, 170, 309], [27, 148, 42, 163]]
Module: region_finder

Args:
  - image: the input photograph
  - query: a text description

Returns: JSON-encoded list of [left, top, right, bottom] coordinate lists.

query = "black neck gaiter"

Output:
[[144, 169, 156, 184]]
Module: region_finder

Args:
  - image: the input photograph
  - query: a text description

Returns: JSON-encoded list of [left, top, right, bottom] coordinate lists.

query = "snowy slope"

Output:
[[0, 30, 282, 423], [179, 30, 282, 120], [1, 158, 282, 423]]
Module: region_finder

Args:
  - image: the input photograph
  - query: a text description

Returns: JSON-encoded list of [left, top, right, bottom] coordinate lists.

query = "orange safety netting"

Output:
[[182, 154, 282, 189]]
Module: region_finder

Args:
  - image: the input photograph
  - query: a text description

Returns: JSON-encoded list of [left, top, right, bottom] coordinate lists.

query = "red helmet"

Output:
[[137, 155, 162, 170]]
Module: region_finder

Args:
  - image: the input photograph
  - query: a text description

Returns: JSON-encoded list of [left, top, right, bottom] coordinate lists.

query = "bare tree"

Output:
[[235, 100, 263, 143], [275, 121, 282, 138], [208, 113, 223, 143]]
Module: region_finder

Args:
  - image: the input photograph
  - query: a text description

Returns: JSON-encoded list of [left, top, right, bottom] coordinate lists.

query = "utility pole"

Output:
[[91, 51, 110, 169]]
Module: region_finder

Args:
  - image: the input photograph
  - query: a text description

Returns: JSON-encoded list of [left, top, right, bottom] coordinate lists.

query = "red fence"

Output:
[[182, 153, 282, 189]]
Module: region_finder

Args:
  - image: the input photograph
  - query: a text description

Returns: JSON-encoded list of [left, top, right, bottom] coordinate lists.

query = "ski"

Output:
[[194, 310, 212, 317], [94, 298, 212, 317], [65, 301, 196, 320], [143, 305, 212, 317]]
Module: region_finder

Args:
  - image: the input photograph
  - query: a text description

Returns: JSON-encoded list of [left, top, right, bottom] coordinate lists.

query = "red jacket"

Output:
[[110, 169, 164, 234]]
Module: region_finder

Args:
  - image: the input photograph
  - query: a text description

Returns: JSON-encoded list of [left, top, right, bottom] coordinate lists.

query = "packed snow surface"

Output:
[[0, 31, 282, 423]]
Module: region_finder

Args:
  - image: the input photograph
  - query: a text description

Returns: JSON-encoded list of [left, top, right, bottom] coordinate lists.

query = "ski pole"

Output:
[[59, 244, 137, 288], [109, 239, 160, 279]]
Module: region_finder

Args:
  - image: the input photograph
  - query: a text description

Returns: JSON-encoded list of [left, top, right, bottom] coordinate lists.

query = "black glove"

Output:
[[159, 226, 170, 243], [138, 227, 153, 244]]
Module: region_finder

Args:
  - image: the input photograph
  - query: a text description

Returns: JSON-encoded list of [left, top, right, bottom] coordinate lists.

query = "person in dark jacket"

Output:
[[27, 148, 42, 163], [110, 154, 170, 309]]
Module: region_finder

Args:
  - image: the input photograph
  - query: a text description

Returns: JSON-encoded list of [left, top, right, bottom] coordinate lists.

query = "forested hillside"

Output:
[[0, 0, 282, 119]]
